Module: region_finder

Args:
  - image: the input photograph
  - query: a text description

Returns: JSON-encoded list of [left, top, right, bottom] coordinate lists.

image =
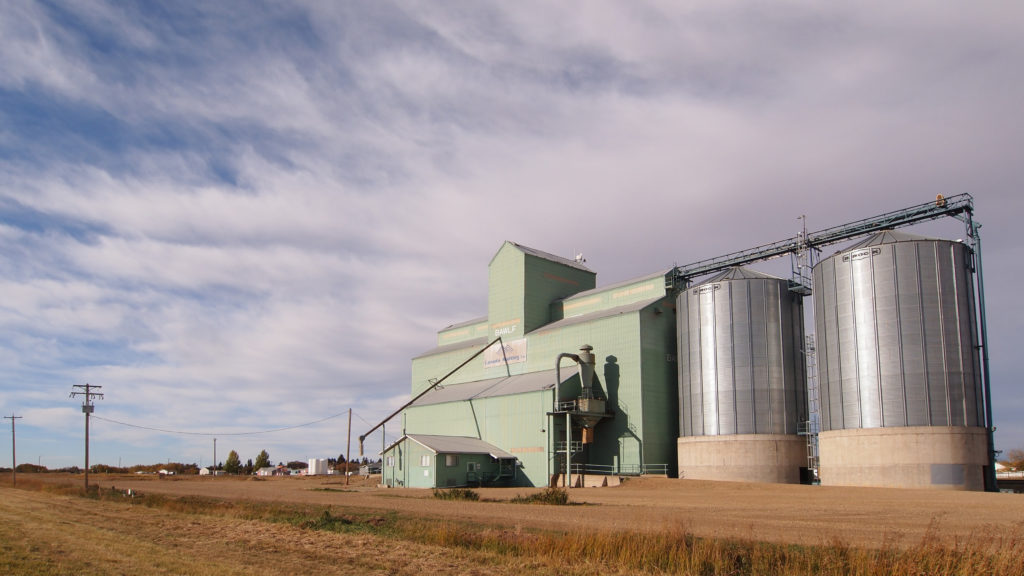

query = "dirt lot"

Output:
[[66, 473, 1024, 548]]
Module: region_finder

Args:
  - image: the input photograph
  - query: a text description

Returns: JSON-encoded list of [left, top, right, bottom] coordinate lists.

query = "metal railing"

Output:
[[556, 399, 578, 412], [568, 463, 670, 476], [555, 441, 583, 454]]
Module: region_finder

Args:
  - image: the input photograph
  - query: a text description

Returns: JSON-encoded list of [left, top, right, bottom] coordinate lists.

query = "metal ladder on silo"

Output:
[[799, 334, 821, 484]]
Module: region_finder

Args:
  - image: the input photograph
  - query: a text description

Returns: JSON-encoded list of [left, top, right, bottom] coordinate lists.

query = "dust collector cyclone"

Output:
[[813, 230, 987, 490], [676, 267, 807, 484]]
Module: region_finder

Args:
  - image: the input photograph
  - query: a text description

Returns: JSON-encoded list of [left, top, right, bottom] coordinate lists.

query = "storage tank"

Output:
[[676, 267, 808, 483], [813, 230, 986, 490], [307, 458, 329, 476]]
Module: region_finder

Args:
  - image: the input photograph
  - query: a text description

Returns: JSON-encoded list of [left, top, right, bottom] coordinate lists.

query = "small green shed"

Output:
[[382, 434, 518, 488]]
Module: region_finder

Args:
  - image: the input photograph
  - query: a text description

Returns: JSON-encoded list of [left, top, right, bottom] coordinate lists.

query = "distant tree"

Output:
[[286, 460, 308, 470], [91, 464, 123, 474], [15, 463, 47, 473], [254, 450, 271, 470], [1007, 448, 1024, 470], [224, 451, 241, 474], [243, 458, 254, 475], [337, 453, 347, 463], [161, 462, 198, 475]]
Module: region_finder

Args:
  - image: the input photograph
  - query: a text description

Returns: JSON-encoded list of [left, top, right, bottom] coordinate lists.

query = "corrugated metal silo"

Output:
[[676, 267, 807, 483], [813, 230, 987, 490]]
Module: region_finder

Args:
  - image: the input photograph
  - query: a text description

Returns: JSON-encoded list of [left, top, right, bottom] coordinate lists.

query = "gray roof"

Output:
[[507, 241, 594, 273], [412, 368, 569, 406], [413, 336, 488, 360], [700, 266, 781, 284], [388, 434, 516, 459], [441, 316, 488, 332], [533, 296, 665, 334], [557, 268, 671, 302]]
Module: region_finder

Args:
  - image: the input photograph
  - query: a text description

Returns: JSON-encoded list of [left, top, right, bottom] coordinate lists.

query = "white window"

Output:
[[445, 454, 459, 467], [386, 456, 394, 466], [467, 462, 479, 472], [420, 455, 431, 467]]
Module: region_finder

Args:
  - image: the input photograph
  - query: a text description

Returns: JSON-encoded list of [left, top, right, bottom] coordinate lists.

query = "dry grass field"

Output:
[[3, 473, 1023, 575]]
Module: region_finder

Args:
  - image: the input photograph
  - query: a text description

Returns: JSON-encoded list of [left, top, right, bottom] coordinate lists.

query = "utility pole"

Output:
[[213, 438, 217, 475], [70, 384, 103, 491], [346, 408, 352, 486], [4, 414, 22, 487]]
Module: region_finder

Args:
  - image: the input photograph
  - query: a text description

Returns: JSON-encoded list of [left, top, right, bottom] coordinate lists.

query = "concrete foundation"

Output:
[[677, 434, 806, 484], [818, 426, 988, 490]]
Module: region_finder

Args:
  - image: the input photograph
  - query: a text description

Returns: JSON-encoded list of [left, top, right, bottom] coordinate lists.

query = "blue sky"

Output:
[[1, 1, 1022, 469]]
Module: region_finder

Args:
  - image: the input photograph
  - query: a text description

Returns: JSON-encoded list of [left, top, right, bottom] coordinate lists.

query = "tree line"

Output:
[[1, 449, 383, 475]]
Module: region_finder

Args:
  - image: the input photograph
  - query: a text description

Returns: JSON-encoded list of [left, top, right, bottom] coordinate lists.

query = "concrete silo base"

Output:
[[677, 435, 806, 484], [818, 427, 988, 490]]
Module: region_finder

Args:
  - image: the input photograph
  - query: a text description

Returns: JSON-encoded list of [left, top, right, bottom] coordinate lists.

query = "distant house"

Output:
[[360, 462, 382, 476], [257, 465, 290, 477], [199, 467, 211, 476], [381, 434, 518, 488]]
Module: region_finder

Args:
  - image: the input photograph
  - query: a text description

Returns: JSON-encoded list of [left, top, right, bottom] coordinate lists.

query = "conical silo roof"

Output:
[[838, 230, 938, 253], [699, 266, 782, 285]]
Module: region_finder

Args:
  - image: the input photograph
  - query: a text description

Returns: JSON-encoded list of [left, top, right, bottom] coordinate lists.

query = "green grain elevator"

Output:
[[383, 241, 678, 488]]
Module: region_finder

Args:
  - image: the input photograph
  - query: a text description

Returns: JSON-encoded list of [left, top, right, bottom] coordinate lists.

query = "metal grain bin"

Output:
[[677, 267, 807, 437], [812, 231, 983, 431]]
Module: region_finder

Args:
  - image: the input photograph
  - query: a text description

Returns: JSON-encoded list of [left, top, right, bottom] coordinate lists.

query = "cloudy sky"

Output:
[[1, 1, 1022, 470]]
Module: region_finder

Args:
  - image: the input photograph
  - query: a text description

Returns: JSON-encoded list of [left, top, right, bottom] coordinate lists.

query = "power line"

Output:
[[91, 409, 352, 436]]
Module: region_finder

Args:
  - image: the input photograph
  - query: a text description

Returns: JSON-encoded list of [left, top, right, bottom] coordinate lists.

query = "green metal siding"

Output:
[[486, 242, 595, 344], [488, 243, 527, 341], [411, 342, 489, 396], [383, 441, 409, 487], [528, 313, 645, 475], [522, 255, 596, 334], [638, 300, 680, 475], [434, 453, 499, 487]]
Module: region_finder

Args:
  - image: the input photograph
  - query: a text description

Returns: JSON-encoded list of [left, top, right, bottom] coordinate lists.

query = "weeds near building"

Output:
[[509, 487, 570, 505], [432, 487, 480, 501]]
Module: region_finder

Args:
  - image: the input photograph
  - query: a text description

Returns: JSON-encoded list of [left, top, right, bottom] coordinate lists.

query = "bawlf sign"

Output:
[[485, 338, 527, 368]]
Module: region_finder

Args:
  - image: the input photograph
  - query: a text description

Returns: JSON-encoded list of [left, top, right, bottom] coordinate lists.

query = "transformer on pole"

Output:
[[70, 384, 103, 491]]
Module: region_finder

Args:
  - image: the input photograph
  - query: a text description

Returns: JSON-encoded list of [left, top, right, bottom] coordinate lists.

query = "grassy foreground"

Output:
[[2, 478, 1023, 575]]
